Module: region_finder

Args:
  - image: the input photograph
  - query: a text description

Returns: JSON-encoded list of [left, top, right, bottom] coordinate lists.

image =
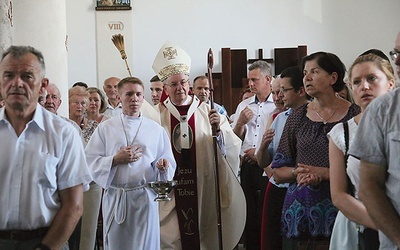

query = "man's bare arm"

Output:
[[233, 106, 253, 140], [359, 160, 400, 246], [256, 128, 274, 168], [41, 185, 84, 249]]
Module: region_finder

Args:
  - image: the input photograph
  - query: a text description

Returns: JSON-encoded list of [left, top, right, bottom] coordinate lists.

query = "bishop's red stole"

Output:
[[170, 104, 200, 250]]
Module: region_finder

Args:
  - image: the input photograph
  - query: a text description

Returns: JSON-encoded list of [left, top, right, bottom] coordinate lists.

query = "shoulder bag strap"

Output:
[[343, 121, 355, 196]]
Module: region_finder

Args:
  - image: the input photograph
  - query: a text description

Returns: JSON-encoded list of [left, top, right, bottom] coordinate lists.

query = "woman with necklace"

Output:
[[271, 52, 360, 250], [328, 53, 395, 249], [86, 87, 111, 123], [68, 86, 101, 250], [69, 86, 99, 144]]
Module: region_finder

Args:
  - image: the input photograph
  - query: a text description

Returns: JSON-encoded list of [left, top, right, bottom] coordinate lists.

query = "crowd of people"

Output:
[[0, 31, 399, 250]]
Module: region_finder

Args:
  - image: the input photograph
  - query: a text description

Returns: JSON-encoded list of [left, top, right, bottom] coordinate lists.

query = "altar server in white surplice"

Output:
[[85, 77, 176, 250]]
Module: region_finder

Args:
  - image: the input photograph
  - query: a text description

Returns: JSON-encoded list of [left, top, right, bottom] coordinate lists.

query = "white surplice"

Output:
[[85, 113, 176, 250]]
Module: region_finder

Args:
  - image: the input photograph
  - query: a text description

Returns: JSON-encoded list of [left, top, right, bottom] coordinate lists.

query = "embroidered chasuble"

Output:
[[170, 103, 201, 249], [158, 97, 246, 250]]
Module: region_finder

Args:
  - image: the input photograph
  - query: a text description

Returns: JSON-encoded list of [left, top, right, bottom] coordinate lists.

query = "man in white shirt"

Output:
[[43, 83, 86, 249], [232, 60, 276, 250], [43, 83, 62, 114], [103, 76, 122, 117], [0, 46, 91, 250]]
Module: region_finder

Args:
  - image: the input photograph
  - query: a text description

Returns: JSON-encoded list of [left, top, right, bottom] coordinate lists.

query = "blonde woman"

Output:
[[86, 87, 111, 123], [69, 86, 102, 250], [328, 53, 395, 249], [69, 86, 98, 144]]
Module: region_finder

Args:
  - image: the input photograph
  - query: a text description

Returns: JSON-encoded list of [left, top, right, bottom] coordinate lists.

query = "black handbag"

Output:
[[358, 228, 379, 250]]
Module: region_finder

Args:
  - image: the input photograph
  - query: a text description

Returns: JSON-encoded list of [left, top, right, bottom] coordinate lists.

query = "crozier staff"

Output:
[[153, 41, 245, 250]]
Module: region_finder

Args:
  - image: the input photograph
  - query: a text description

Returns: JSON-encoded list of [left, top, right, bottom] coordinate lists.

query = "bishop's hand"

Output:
[[208, 109, 221, 134]]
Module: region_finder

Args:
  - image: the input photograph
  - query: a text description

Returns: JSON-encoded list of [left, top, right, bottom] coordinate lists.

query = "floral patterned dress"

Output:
[[271, 103, 360, 240], [82, 119, 99, 145]]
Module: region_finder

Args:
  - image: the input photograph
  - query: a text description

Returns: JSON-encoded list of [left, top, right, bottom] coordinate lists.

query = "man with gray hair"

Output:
[[42, 83, 82, 135], [232, 60, 276, 250], [0, 45, 91, 249], [153, 41, 245, 250], [43, 83, 62, 114], [103, 76, 122, 117]]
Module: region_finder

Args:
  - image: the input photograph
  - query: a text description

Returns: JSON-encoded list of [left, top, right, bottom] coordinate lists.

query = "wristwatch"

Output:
[[291, 168, 297, 179]]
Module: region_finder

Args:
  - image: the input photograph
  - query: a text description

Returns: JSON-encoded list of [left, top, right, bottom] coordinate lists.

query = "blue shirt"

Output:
[[268, 109, 292, 188]]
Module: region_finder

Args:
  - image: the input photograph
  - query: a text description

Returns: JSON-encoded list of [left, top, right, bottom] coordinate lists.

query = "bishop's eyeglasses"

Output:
[[389, 49, 399, 61], [167, 79, 190, 88]]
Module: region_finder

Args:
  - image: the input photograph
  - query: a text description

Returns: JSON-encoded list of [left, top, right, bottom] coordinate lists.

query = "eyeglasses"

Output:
[[70, 101, 87, 107], [279, 87, 294, 93], [389, 49, 399, 61], [167, 79, 189, 88]]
